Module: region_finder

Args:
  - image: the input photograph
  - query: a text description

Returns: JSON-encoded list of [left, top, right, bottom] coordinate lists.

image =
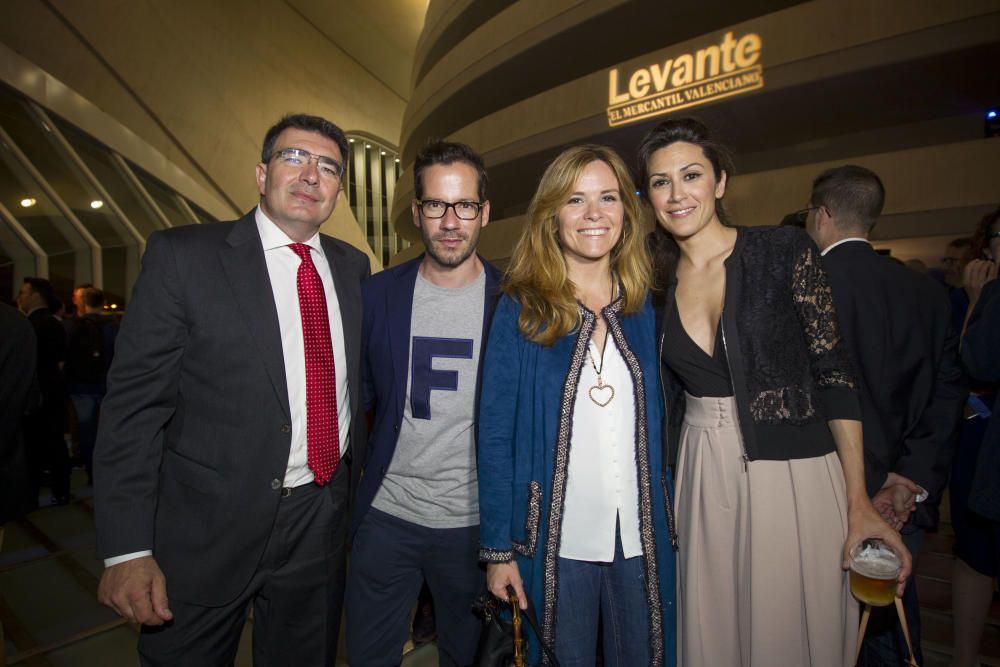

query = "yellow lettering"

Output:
[[735, 33, 762, 69], [695, 45, 720, 80], [671, 54, 694, 86], [608, 68, 629, 105], [629, 69, 651, 99], [720, 31, 738, 72], [650, 59, 673, 91]]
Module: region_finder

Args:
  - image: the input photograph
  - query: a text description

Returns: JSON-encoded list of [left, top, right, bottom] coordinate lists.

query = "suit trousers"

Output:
[[346, 507, 484, 667], [23, 412, 70, 504], [137, 464, 349, 667]]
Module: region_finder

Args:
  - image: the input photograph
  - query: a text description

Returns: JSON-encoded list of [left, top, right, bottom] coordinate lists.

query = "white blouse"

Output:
[[559, 337, 643, 562]]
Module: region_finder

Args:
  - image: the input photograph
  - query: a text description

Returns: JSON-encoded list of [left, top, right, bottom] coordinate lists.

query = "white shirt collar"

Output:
[[821, 237, 869, 256], [254, 205, 322, 253]]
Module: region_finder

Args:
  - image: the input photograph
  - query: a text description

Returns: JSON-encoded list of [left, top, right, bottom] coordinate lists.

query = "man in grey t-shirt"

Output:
[[346, 141, 502, 667]]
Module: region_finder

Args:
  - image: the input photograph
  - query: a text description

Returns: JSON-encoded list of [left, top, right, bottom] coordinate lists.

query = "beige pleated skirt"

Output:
[[675, 393, 859, 667]]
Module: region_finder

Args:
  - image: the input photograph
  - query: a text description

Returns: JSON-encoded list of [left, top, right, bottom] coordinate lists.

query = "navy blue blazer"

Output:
[[352, 254, 503, 536]]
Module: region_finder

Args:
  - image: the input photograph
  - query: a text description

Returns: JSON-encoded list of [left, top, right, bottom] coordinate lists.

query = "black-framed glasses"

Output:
[[793, 206, 819, 224], [417, 199, 483, 220], [270, 147, 343, 180]]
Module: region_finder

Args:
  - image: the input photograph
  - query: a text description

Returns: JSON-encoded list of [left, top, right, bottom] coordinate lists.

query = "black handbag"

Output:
[[471, 586, 561, 667]]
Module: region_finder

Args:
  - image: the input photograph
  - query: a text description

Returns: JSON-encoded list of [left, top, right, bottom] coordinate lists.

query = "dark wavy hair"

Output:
[[968, 205, 1000, 261], [635, 118, 735, 290]]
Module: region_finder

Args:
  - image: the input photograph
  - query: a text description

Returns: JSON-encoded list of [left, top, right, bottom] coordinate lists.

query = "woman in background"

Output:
[[950, 205, 999, 667], [478, 145, 676, 666]]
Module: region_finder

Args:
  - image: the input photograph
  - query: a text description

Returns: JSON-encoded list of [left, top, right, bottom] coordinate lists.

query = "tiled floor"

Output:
[[2, 470, 998, 665]]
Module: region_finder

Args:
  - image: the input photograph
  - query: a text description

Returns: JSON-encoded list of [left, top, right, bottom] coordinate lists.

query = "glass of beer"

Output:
[[849, 540, 900, 607]]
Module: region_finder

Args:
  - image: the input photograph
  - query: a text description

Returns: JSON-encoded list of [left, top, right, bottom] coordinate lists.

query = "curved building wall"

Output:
[[0, 0, 412, 300], [393, 0, 1000, 267]]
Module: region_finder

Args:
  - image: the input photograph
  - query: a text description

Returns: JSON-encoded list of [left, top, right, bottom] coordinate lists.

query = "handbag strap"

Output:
[[507, 587, 562, 667]]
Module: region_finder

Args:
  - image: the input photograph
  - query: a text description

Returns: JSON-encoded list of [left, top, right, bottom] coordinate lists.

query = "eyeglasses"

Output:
[[417, 199, 483, 220], [793, 206, 820, 224], [270, 147, 343, 180]]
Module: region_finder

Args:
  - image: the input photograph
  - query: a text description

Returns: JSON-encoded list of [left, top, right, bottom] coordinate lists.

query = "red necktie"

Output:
[[289, 243, 339, 485]]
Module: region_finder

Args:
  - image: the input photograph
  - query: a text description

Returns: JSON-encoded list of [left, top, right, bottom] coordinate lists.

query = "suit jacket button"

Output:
[[271, 478, 281, 490], [281, 424, 291, 433]]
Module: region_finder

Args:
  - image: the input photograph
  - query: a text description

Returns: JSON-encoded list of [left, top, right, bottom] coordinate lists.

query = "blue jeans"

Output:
[[554, 533, 650, 667]]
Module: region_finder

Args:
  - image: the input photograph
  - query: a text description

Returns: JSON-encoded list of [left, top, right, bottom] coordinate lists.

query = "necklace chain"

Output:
[[586, 331, 614, 407]]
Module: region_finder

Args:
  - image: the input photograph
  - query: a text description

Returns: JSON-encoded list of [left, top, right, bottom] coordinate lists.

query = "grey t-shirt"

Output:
[[371, 269, 485, 528]]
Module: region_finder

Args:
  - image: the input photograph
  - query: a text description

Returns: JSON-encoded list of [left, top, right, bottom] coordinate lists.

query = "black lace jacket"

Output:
[[657, 225, 862, 463]]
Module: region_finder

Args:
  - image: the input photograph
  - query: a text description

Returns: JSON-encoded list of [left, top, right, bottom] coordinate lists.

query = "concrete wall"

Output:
[[1, 0, 410, 266]]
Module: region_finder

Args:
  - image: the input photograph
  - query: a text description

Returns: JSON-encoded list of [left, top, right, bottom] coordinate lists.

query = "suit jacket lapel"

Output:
[[387, 258, 420, 422], [220, 214, 291, 420]]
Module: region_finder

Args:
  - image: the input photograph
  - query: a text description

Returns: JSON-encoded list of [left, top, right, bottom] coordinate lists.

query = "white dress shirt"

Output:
[[255, 206, 351, 488], [820, 237, 869, 256], [105, 207, 351, 567], [559, 338, 643, 562]]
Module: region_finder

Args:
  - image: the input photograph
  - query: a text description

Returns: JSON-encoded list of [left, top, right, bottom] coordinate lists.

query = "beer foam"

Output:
[[854, 555, 899, 578]]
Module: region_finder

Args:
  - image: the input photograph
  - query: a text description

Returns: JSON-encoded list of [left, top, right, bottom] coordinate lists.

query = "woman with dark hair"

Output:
[[635, 118, 908, 666], [950, 204, 999, 667], [963, 205, 1000, 324], [478, 145, 676, 666]]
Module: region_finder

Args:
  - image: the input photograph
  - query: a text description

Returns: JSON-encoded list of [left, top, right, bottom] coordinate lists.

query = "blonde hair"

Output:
[[505, 145, 652, 346]]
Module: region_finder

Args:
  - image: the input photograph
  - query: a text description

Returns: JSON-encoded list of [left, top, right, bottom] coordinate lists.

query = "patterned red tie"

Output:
[[289, 243, 339, 485]]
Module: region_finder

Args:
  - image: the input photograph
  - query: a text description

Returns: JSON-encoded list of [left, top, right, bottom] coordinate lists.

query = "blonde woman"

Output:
[[478, 145, 676, 667]]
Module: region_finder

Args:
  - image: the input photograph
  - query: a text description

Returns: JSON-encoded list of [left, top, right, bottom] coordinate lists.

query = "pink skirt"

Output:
[[675, 393, 859, 667]]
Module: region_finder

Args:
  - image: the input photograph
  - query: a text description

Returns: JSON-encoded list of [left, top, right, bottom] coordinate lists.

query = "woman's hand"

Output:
[[828, 419, 912, 598], [486, 560, 527, 610], [964, 259, 998, 305], [843, 500, 912, 598]]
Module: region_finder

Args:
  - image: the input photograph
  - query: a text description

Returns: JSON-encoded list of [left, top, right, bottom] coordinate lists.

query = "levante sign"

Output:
[[606, 31, 764, 127]]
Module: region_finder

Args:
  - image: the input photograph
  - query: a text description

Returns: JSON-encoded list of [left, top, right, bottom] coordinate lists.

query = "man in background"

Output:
[[16, 277, 70, 506], [805, 165, 966, 666], [65, 286, 119, 484]]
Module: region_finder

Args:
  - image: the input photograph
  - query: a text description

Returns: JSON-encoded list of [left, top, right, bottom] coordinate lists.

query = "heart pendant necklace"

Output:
[[587, 337, 615, 408]]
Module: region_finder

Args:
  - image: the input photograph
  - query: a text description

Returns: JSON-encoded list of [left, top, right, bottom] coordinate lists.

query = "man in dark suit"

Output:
[[65, 286, 118, 484], [1, 301, 37, 534], [805, 165, 966, 667], [0, 301, 37, 667], [16, 277, 70, 506], [346, 141, 500, 666], [94, 114, 370, 666]]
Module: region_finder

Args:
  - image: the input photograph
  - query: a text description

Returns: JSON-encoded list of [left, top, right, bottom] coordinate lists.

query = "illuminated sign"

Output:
[[606, 31, 764, 127]]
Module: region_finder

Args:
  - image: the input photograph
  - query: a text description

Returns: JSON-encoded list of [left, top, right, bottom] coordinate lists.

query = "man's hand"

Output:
[[97, 556, 173, 625], [873, 473, 923, 529], [843, 501, 912, 598], [486, 560, 527, 610], [872, 485, 917, 530]]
